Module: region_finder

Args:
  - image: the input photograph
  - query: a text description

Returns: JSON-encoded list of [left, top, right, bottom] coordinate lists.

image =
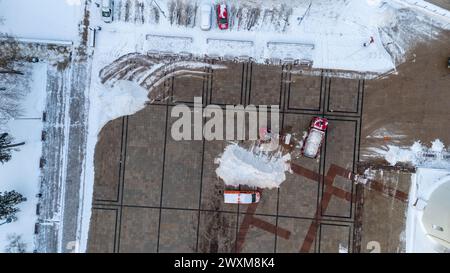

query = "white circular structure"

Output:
[[421, 178, 450, 249]]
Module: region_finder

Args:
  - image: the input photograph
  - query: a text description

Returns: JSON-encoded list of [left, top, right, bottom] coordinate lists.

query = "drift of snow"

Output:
[[95, 80, 149, 132], [383, 145, 417, 165], [431, 139, 445, 153], [215, 144, 291, 189], [371, 139, 450, 168]]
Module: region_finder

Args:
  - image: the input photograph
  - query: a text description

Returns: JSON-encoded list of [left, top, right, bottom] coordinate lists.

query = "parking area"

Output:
[[112, 0, 292, 32], [87, 59, 367, 253]]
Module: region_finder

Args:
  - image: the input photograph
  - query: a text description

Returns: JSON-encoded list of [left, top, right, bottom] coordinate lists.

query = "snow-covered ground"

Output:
[[0, 63, 47, 252], [86, 0, 450, 73], [369, 139, 450, 252], [371, 139, 450, 168], [91, 0, 391, 73], [0, 0, 84, 42]]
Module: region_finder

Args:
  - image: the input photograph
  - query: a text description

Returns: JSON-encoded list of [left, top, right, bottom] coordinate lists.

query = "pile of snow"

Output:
[[94, 80, 149, 132], [215, 144, 291, 189], [431, 139, 445, 152], [371, 139, 450, 168]]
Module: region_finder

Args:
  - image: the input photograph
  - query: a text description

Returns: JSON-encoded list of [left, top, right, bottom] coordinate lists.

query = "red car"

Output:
[[301, 117, 328, 159], [216, 3, 228, 30]]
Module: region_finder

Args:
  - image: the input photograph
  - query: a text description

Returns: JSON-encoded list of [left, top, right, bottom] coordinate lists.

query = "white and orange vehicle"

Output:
[[224, 190, 260, 204], [301, 117, 328, 159]]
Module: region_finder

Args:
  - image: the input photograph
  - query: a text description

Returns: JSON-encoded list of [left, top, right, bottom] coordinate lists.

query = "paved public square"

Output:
[[88, 59, 366, 253]]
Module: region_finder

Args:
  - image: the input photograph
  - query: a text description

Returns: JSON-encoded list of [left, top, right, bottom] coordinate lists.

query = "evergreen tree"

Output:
[[0, 133, 24, 164], [0, 190, 27, 221]]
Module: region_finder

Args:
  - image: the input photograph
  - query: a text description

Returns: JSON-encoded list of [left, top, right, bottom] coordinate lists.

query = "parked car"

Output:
[[200, 4, 212, 30], [216, 3, 228, 30], [301, 117, 328, 159], [101, 0, 114, 23], [224, 190, 260, 204], [447, 57, 450, 69]]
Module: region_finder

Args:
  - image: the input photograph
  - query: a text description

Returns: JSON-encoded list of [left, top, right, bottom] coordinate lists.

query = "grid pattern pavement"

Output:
[[88, 61, 365, 253]]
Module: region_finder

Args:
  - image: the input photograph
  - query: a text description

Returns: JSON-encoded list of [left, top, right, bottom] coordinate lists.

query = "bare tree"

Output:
[[4, 233, 27, 253], [0, 35, 23, 75], [0, 4, 22, 75], [0, 8, 26, 121], [0, 85, 24, 121]]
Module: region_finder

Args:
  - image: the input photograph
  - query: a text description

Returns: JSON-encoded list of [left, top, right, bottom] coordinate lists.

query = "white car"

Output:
[[101, 0, 113, 23], [302, 117, 328, 159], [224, 191, 260, 204], [200, 4, 211, 30]]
